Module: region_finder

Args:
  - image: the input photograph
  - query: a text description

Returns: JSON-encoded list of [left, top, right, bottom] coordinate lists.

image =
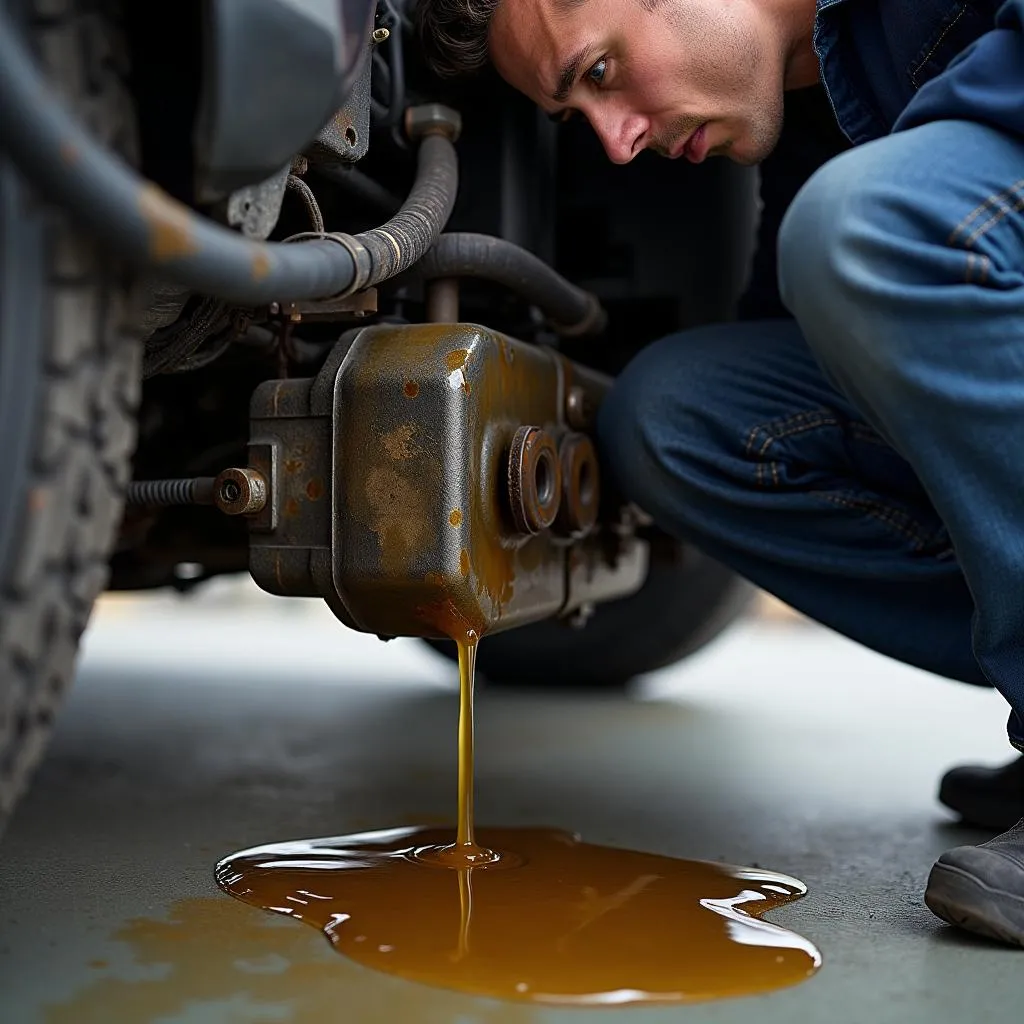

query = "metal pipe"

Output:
[[415, 232, 607, 337], [0, 7, 458, 305], [426, 278, 459, 322]]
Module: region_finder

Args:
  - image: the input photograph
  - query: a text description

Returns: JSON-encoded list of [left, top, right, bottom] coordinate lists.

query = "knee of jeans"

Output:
[[778, 148, 904, 381], [778, 151, 864, 318], [597, 328, 738, 528]]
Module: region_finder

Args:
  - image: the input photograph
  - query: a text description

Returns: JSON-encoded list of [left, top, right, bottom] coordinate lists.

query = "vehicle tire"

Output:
[[0, 0, 139, 831], [423, 541, 754, 689]]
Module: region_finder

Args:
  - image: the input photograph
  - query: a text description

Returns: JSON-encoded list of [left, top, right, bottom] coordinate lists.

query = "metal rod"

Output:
[[426, 278, 460, 322], [126, 478, 216, 506]]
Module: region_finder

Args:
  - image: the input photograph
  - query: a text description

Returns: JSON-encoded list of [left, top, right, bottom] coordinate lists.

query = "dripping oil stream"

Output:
[[456, 634, 476, 852], [216, 629, 823, 1005]]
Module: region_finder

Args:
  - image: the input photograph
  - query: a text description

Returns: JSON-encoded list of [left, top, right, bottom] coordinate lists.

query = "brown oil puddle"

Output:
[[217, 632, 821, 1005]]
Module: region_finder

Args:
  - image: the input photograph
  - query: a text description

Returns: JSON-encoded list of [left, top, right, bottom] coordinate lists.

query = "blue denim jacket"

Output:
[[816, 0, 1019, 144], [739, 0, 1021, 320]]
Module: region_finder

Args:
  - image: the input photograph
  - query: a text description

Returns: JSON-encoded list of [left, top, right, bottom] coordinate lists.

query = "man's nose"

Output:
[[587, 107, 646, 165]]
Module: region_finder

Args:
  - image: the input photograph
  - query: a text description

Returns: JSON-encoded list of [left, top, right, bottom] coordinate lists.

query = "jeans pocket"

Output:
[[745, 409, 955, 559]]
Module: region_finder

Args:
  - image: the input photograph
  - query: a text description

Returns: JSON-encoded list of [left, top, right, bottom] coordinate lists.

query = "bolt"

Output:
[[220, 480, 241, 504], [372, 26, 390, 43], [213, 468, 268, 516], [566, 385, 593, 429]]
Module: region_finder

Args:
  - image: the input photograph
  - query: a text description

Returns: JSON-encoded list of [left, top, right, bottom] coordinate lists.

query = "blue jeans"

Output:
[[599, 119, 1024, 752]]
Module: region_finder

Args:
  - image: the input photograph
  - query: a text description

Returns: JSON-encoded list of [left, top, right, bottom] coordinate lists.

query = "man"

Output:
[[417, 0, 1024, 946]]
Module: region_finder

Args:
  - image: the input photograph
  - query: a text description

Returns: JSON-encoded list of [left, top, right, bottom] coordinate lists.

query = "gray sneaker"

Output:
[[925, 818, 1024, 947]]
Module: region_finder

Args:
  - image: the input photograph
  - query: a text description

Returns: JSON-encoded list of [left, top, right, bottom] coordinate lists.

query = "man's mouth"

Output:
[[658, 121, 710, 161], [679, 122, 710, 164]]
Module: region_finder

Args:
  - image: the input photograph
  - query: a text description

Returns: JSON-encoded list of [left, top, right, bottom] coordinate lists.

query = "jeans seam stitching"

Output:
[[751, 418, 838, 488], [947, 178, 1024, 246], [758, 419, 839, 456], [964, 193, 1024, 249], [909, 5, 969, 90], [813, 492, 932, 549], [746, 409, 886, 489], [750, 414, 840, 457]]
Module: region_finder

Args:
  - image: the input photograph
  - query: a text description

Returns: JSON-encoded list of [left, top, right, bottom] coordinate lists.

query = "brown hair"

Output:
[[416, 0, 505, 78]]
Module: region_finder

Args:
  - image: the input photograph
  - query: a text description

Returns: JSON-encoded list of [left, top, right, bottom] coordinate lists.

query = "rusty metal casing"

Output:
[[248, 323, 647, 640]]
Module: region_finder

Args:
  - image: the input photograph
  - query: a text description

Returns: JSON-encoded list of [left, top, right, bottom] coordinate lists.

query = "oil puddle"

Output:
[[216, 825, 820, 1005], [44, 897, 532, 1024], [216, 631, 821, 1005]]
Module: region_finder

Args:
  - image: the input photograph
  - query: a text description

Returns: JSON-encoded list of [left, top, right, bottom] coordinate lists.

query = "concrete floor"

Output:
[[0, 581, 1021, 1023]]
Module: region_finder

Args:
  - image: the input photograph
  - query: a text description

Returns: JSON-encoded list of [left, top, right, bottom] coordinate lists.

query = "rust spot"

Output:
[[459, 549, 471, 577], [306, 478, 324, 501], [138, 183, 199, 261], [445, 348, 469, 372], [251, 249, 271, 281], [462, 379, 471, 395], [284, 497, 301, 518], [365, 465, 429, 577], [381, 423, 418, 461], [284, 459, 304, 474], [403, 380, 420, 399], [449, 509, 463, 528]]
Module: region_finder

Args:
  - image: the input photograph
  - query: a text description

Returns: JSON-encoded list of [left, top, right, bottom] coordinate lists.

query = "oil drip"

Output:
[[216, 630, 821, 1005]]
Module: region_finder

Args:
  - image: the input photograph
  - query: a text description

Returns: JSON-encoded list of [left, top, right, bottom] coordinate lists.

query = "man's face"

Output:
[[489, 0, 789, 166]]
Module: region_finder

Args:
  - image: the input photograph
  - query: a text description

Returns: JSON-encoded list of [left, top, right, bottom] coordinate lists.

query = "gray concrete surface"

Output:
[[1, 581, 1021, 1023]]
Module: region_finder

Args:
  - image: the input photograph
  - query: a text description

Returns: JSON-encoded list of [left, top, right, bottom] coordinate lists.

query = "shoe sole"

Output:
[[925, 862, 1024, 948]]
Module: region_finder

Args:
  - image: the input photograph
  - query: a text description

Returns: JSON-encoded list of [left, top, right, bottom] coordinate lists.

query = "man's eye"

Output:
[[587, 58, 607, 85]]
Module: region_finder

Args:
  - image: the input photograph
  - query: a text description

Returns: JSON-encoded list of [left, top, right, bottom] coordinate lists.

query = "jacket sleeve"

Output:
[[895, 0, 1024, 139]]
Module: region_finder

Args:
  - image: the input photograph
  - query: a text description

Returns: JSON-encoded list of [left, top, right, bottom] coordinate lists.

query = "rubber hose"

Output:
[[0, 7, 457, 305], [351, 134, 458, 289], [416, 233, 607, 336]]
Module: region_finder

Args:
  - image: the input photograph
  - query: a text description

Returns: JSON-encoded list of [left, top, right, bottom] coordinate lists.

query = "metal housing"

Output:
[[248, 324, 647, 640]]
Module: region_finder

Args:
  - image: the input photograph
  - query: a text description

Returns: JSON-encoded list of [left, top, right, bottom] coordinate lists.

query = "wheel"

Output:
[[0, 0, 140, 830], [423, 540, 754, 689]]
